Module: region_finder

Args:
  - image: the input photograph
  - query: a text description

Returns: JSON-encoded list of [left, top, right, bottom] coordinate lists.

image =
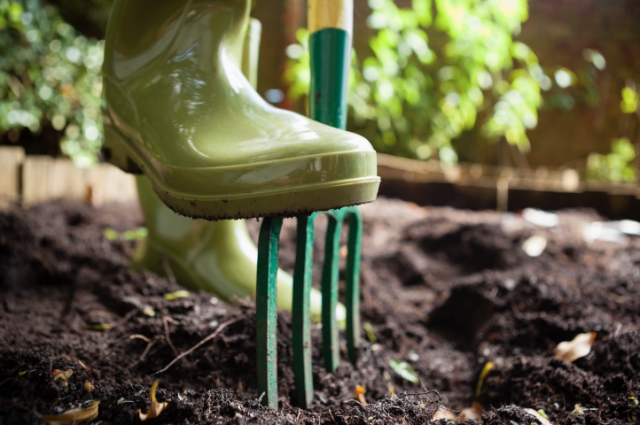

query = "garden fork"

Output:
[[256, 0, 365, 409]]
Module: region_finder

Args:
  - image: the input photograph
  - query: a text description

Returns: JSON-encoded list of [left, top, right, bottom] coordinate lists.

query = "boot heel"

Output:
[[102, 124, 143, 174]]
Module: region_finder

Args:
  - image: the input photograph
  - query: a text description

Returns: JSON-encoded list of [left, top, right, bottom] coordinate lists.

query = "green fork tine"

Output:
[[257, 207, 363, 409], [291, 208, 363, 408], [256, 0, 361, 409], [256, 217, 283, 408]]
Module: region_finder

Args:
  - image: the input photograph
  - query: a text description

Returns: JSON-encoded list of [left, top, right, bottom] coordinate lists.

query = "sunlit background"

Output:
[[1, 0, 639, 182]]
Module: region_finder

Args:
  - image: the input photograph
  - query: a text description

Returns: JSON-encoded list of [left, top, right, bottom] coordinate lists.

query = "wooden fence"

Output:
[[0, 146, 137, 209], [2, 146, 639, 219], [376, 153, 640, 220]]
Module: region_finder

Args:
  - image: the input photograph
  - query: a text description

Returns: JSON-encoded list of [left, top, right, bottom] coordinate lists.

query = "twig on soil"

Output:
[[109, 308, 139, 329], [124, 339, 157, 371], [153, 317, 241, 375], [139, 340, 156, 362], [130, 334, 151, 343], [163, 316, 179, 356]]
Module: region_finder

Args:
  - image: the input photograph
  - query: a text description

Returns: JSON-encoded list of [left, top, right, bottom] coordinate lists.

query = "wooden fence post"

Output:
[[0, 146, 25, 208]]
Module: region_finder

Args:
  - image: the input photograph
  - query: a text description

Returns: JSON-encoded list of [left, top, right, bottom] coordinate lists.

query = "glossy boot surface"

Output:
[[102, 0, 379, 220], [132, 175, 345, 324]]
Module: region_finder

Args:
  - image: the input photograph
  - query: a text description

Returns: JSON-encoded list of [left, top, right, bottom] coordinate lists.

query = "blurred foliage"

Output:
[[586, 138, 635, 183], [287, 0, 543, 163], [286, 0, 603, 164], [586, 84, 639, 183], [620, 85, 638, 115], [0, 0, 104, 167], [542, 49, 606, 112], [104, 226, 148, 241]]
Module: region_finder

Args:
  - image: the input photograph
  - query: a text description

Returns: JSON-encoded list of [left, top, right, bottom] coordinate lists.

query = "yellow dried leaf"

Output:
[[571, 404, 584, 415], [143, 305, 156, 317], [476, 362, 495, 397], [388, 385, 396, 399], [137, 381, 169, 421], [52, 369, 73, 388], [459, 403, 483, 422], [554, 333, 596, 362], [84, 380, 94, 393], [354, 385, 367, 405], [524, 408, 553, 425], [432, 408, 457, 420], [460, 408, 482, 422], [40, 401, 100, 424]]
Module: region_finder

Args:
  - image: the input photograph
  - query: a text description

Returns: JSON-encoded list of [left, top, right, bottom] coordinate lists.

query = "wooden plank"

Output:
[[0, 146, 25, 208], [22, 156, 53, 206], [20, 156, 137, 206], [99, 164, 137, 204]]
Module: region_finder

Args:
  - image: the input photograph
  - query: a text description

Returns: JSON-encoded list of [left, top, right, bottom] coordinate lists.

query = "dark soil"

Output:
[[0, 198, 638, 424]]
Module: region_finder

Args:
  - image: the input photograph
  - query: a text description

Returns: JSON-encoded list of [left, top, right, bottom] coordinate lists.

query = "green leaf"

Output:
[[389, 360, 419, 384], [164, 290, 190, 301], [103, 228, 118, 240], [363, 322, 377, 343], [123, 227, 148, 240], [8, 2, 23, 23]]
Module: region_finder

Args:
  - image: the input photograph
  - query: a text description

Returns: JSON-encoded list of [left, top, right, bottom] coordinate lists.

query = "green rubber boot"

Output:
[[130, 12, 345, 325], [132, 175, 344, 324], [102, 0, 379, 220]]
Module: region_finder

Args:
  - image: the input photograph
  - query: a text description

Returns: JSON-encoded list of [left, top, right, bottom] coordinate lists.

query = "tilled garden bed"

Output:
[[0, 198, 638, 424]]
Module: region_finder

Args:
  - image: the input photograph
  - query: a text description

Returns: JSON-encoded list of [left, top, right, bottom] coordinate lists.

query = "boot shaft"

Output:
[[104, 0, 250, 82]]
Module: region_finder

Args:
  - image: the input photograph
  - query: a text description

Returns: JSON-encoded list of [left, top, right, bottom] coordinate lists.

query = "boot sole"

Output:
[[103, 124, 380, 220], [154, 176, 380, 220]]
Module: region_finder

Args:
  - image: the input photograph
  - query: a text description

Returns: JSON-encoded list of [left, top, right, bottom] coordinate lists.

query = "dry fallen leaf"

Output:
[[84, 380, 94, 392], [432, 407, 457, 421], [554, 332, 596, 362], [524, 408, 553, 425], [52, 369, 73, 388], [40, 401, 100, 424], [143, 305, 156, 317], [476, 362, 495, 397], [522, 235, 547, 257], [354, 385, 367, 405], [571, 404, 584, 415], [459, 402, 484, 422], [388, 385, 396, 399], [138, 381, 169, 421]]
